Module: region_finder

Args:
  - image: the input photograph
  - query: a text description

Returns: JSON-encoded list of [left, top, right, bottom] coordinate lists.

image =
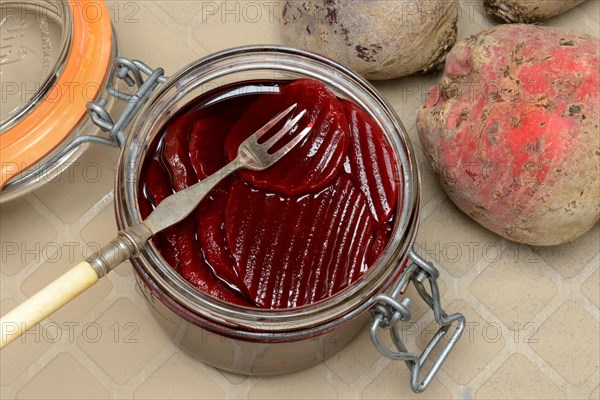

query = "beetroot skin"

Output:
[[417, 24, 600, 246]]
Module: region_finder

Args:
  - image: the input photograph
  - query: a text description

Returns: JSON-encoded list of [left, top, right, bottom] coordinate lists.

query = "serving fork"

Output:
[[0, 103, 311, 348]]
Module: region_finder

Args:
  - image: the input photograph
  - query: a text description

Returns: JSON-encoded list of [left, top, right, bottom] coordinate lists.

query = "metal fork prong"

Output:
[[253, 103, 298, 142], [262, 109, 307, 149], [268, 125, 312, 162]]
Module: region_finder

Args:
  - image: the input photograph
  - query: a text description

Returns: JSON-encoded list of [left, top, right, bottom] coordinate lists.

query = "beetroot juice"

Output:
[[138, 79, 400, 309]]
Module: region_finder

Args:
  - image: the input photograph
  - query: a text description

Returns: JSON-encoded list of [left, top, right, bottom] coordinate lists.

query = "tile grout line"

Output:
[[14, 330, 82, 398], [116, 342, 178, 399], [144, 0, 212, 56], [525, 250, 600, 322], [23, 193, 64, 229], [458, 280, 578, 397], [353, 355, 393, 397], [76, 191, 115, 231]]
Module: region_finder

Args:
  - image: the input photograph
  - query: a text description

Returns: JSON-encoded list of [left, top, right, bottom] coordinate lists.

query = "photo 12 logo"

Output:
[[0, 1, 140, 25], [199, 1, 281, 24], [1, 320, 140, 345], [397, 320, 539, 345]]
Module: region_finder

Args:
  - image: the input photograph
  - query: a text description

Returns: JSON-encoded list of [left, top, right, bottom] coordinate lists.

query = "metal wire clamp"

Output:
[[369, 247, 466, 393], [86, 57, 168, 148]]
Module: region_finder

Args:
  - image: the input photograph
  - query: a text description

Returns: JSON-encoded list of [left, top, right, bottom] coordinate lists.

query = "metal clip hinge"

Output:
[[369, 248, 466, 393], [86, 57, 168, 148]]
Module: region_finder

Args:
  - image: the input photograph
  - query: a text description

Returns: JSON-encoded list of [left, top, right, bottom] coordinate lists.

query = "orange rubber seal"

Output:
[[0, 1, 113, 188]]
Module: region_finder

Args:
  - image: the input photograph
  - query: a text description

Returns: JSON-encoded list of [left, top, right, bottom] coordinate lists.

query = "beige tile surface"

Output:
[[77, 298, 168, 384], [361, 360, 453, 400], [0, 300, 53, 387], [475, 353, 565, 400], [0, 198, 57, 276], [416, 199, 501, 277], [32, 144, 118, 224], [416, 299, 507, 386], [530, 301, 600, 387], [1, 1, 599, 399], [191, 1, 283, 52], [324, 326, 382, 385], [249, 369, 339, 400], [533, 225, 600, 278], [583, 268, 600, 309], [16, 352, 109, 400], [133, 352, 224, 399], [470, 244, 559, 327]]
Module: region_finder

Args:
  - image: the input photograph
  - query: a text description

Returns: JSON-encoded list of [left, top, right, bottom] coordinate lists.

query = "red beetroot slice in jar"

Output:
[[160, 116, 250, 305], [144, 166, 246, 306], [182, 243, 251, 307], [341, 99, 399, 224], [161, 114, 198, 273], [195, 179, 255, 305], [181, 227, 251, 307], [142, 158, 179, 271], [163, 113, 198, 190], [189, 117, 233, 180], [225, 79, 349, 196], [367, 224, 393, 266], [144, 159, 204, 297], [224, 175, 374, 309], [188, 116, 254, 304]]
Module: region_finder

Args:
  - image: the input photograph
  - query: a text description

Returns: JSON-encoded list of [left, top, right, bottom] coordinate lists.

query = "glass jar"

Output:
[[0, 0, 115, 202], [115, 46, 464, 391]]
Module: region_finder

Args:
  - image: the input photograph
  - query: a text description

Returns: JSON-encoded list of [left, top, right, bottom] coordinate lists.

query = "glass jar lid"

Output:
[[0, 0, 113, 188], [0, 0, 71, 128]]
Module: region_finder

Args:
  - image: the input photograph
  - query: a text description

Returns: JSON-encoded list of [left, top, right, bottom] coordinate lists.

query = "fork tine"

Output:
[[268, 125, 312, 162], [262, 109, 307, 149], [253, 103, 297, 142]]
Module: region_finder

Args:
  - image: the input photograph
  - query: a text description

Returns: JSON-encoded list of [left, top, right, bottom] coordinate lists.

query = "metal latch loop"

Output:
[[369, 247, 466, 393], [86, 57, 169, 148]]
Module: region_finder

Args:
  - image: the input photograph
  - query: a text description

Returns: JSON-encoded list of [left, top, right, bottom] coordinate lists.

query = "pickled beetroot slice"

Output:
[[189, 117, 232, 180], [181, 249, 252, 307], [367, 224, 392, 266], [225, 79, 349, 196], [144, 156, 199, 282], [160, 115, 249, 305], [160, 114, 199, 271], [144, 143, 249, 305], [140, 158, 172, 219], [195, 179, 255, 304], [142, 158, 179, 271], [187, 116, 254, 302], [225, 175, 374, 309], [341, 99, 399, 224], [163, 112, 198, 190], [303, 176, 373, 304]]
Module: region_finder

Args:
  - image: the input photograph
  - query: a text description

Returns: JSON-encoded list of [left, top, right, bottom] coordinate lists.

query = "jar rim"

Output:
[[116, 46, 421, 333], [0, 0, 113, 189]]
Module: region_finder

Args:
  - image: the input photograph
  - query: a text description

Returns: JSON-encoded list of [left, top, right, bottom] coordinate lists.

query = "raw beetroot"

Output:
[[484, 0, 586, 23], [417, 24, 600, 246], [280, 0, 460, 80]]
